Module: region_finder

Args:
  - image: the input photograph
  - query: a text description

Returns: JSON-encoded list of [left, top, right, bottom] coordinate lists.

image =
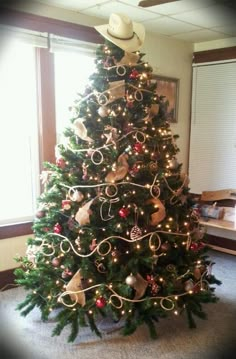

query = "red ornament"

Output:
[[61, 268, 73, 279], [51, 257, 61, 267], [193, 283, 201, 294], [95, 297, 106, 308], [129, 163, 139, 176], [147, 275, 160, 295], [62, 200, 71, 210], [118, 207, 130, 218], [56, 157, 66, 169], [35, 210, 45, 219], [54, 223, 62, 234], [126, 100, 134, 109], [190, 242, 205, 252], [129, 69, 139, 79], [133, 143, 143, 153]]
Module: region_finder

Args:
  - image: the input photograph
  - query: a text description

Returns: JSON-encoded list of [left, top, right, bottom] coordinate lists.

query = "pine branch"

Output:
[[185, 306, 197, 329], [68, 315, 79, 343], [122, 318, 138, 336], [144, 317, 158, 339], [86, 314, 102, 338]]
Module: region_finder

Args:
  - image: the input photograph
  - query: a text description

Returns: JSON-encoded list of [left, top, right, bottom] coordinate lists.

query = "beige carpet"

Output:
[[0, 250, 236, 359]]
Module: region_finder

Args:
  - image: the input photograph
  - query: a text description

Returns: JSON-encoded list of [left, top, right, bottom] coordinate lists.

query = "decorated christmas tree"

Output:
[[15, 13, 220, 342]]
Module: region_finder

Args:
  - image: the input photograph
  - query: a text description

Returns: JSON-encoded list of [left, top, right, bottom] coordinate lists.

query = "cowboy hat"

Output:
[[95, 13, 145, 52]]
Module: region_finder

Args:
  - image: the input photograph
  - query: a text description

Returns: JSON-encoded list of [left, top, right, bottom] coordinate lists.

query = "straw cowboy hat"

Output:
[[95, 13, 145, 52]]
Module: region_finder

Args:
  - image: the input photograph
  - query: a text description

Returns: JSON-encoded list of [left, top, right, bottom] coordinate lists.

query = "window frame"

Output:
[[0, 9, 101, 239]]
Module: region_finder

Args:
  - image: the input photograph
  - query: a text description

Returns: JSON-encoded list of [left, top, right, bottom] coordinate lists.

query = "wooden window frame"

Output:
[[0, 9, 101, 239], [193, 46, 236, 64]]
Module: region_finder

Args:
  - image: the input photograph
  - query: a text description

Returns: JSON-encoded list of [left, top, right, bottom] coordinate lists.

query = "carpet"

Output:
[[0, 250, 236, 359]]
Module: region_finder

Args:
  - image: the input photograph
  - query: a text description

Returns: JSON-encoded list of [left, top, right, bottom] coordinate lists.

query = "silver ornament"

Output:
[[125, 274, 137, 286], [184, 279, 194, 291], [72, 190, 84, 202], [98, 106, 109, 117]]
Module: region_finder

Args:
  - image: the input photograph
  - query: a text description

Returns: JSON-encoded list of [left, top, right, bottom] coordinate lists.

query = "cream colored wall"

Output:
[[194, 37, 236, 52], [1, 0, 193, 272], [142, 34, 193, 173], [0, 235, 28, 271]]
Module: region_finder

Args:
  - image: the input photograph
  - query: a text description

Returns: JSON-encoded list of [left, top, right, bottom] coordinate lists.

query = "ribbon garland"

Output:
[[39, 229, 192, 260], [99, 196, 120, 221], [60, 173, 161, 200], [57, 269, 210, 310]]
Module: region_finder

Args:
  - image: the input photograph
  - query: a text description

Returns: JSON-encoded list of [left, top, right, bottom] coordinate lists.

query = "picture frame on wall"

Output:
[[153, 75, 179, 123]]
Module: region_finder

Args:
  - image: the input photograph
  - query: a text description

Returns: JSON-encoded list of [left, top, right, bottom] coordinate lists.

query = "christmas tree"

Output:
[[15, 13, 220, 342]]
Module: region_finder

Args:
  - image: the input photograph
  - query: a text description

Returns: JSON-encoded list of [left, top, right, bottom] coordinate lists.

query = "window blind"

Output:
[[189, 61, 236, 194]]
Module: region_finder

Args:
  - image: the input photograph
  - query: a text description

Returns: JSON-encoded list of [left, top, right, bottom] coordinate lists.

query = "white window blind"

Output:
[[189, 61, 236, 194]]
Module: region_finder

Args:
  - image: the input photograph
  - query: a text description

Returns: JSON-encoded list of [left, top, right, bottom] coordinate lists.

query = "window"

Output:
[[0, 10, 100, 235], [0, 39, 39, 225], [189, 61, 236, 194], [54, 50, 95, 142]]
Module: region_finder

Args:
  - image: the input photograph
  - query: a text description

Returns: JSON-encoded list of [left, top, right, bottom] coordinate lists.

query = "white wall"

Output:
[[1, 0, 194, 271]]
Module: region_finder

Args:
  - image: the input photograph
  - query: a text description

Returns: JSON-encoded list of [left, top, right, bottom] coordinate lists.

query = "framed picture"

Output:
[[153, 75, 179, 123]]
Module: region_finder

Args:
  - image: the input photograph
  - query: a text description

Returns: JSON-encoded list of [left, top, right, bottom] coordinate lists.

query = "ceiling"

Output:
[[32, 0, 236, 43]]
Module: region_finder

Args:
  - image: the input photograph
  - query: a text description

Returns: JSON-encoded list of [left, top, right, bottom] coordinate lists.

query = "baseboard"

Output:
[[208, 244, 236, 256], [207, 234, 236, 249], [0, 268, 17, 291]]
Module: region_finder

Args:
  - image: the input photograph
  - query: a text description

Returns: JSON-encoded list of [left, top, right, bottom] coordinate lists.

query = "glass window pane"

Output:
[[0, 40, 39, 224], [54, 51, 95, 142]]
